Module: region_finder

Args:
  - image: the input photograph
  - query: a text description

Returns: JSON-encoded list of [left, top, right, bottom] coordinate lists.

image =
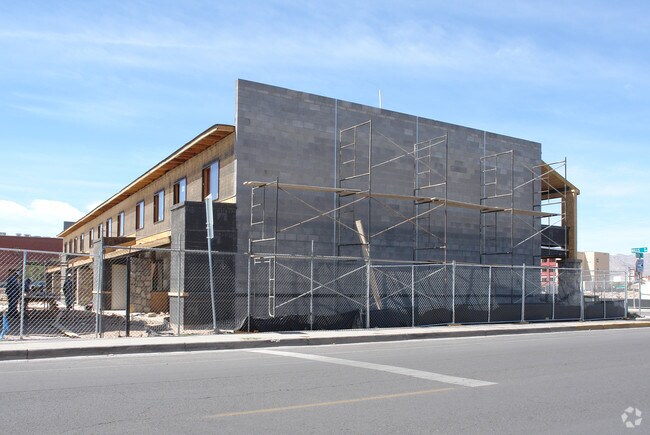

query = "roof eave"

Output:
[[58, 124, 235, 238]]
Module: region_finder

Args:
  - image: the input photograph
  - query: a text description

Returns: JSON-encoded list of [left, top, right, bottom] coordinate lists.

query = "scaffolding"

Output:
[[246, 120, 565, 316], [247, 120, 558, 262], [537, 159, 573, 260], [480, 150, 515, 263], [247, 120, 455, 263], [414, 135, 448, 263], [479, 153, 572, 265]]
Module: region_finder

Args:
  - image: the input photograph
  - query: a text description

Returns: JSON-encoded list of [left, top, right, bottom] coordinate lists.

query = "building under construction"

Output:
[[55, 80, 590, 330]]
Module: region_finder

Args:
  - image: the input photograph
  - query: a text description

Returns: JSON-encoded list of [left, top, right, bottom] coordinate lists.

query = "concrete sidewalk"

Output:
[[1, 319, 650, 361]]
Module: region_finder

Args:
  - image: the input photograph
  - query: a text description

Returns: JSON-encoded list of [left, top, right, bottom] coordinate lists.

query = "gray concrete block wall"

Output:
[[235, 80, 542, 267]]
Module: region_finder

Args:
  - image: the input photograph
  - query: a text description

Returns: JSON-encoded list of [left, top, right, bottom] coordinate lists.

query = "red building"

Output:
[[0, 234, 63, 284], [541, 258, 560, 293]]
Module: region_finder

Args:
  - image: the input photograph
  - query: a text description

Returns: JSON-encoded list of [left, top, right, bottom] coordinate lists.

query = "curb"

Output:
[[3, 320, 650, 361]]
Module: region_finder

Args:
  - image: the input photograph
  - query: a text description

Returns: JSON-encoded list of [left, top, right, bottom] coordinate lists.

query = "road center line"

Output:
[[249, 349, 496, 388], [208, 387, 454, 418]]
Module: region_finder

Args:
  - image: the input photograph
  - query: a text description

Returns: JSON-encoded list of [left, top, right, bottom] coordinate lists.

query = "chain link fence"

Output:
[[626, 281, 647, 314], [0, 246, 629, 340]]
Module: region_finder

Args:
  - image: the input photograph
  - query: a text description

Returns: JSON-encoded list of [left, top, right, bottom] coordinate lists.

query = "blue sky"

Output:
[[0, 0, 648, 255]]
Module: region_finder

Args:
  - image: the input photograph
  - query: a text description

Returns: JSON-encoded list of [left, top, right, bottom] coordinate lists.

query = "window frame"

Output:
[[173, 177, 186, 205], [153, 190, 165, 223], [106, 218, 112, 237], [202, 160, 219, 200], [135, 200, 145, 230], [117, 211, 125, 236]]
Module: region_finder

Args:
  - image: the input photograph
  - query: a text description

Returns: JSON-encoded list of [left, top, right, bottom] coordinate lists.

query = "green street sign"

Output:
[[631, 247, 648, 254]]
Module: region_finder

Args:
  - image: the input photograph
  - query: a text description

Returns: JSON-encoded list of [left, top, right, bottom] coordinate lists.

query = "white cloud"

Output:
[[0, 199, 84, 237]]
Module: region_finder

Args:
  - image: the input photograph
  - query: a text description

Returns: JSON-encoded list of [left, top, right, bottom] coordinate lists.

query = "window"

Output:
[[106, 218, 112, 237], [74, 238, 78, 253], [173, 178, 186, 205], [117, 211, 125, 236], [89, 228, 94, 246], [136, 201, 144, 230], [153, 190, 164, 223], [202, 160, 219, 200], [80, 233, 85, 252], [98, 223, 103, 239]]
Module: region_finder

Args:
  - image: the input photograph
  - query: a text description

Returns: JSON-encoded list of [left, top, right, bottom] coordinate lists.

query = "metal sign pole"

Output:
[[205, 195, 217, 332]]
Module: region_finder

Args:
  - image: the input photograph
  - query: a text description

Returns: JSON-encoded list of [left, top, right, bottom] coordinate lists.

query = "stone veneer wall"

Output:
[[130, 257, 154, 312], [77, 266, 94, 306]]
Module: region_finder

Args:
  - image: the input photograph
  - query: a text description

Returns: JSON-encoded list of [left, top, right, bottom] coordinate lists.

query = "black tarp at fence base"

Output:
[[237, 302, 626, 333], [241, 310, 362, 332]]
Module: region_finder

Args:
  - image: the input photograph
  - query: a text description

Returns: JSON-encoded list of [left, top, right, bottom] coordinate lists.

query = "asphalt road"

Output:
[[0, 328, 649, 434]]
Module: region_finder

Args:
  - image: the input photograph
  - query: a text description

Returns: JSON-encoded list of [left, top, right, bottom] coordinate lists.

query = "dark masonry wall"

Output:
[[235, 79, 541, 266], [169, 202, 238, 327]]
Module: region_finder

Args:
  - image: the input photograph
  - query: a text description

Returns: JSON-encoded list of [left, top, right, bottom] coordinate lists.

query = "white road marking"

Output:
[[250, 349, 496, 388]]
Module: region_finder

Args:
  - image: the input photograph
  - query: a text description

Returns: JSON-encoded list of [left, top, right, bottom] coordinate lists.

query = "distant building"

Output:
[[578, 251, 610, 274], [578, 251, 610, 291], [0, 234, 62, 252], [541, 258, 560, 294], [0, 234, 62, 290]]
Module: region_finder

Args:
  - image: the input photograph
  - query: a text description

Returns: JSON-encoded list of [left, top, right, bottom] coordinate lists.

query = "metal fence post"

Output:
[[623, 269, 630, 318], [177, 248, 182, 336], [246, 247, 251, 333], [487, 266, 492, 324], [638, 274, 642, 315], [603, 272, 604, 319], [125, 256, 131, 337], [97, 244, 104, 338], [310, 241, 314, 331], [19, 250, 27, 339], [207, 250, 217, 333], [94, 250, 100, 338], [366, 262, 371, 328], [579, 268, 584, 321], [520, 264, 526, 323], [411, 265, 415, 327], [551, 267, 555, 320], [451, 261, 456, 324]]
